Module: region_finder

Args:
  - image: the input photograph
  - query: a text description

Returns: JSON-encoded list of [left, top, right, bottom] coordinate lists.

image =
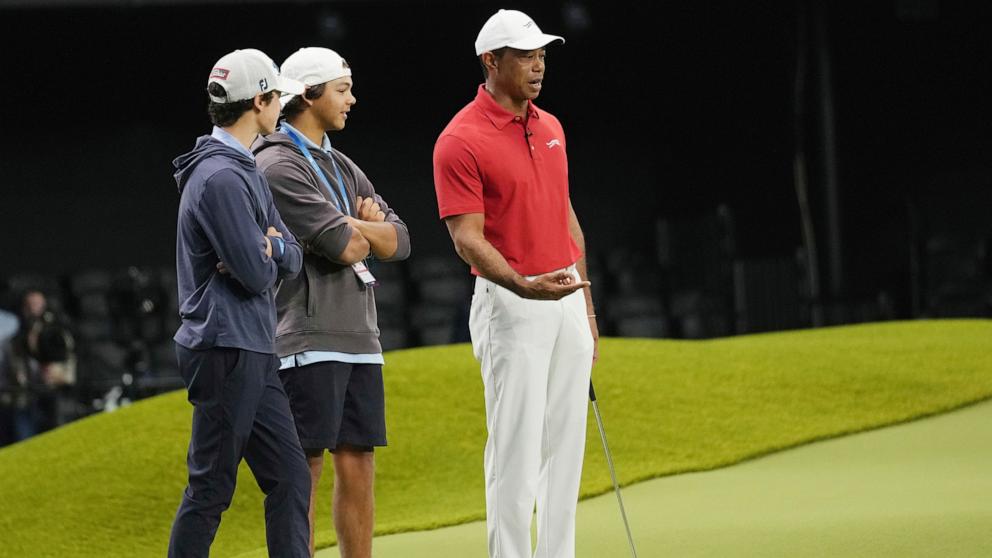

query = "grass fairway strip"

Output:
[[355, 398, 992, 557], [0, 320, 989, 557]]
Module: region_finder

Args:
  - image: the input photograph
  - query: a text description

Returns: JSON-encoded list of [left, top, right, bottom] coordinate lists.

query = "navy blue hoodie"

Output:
[[173, 135, 302, 354]]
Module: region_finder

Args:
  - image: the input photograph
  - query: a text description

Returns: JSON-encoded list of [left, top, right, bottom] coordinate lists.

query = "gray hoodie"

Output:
[[252, 131, 410, 356]]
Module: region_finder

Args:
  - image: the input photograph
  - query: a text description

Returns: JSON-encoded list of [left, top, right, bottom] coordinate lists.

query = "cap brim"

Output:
[[274, 76, 305, 96], [505, 34, 565, 51]]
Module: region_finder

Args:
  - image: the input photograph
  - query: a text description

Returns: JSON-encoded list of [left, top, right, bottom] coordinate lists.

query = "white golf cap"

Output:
[[207, 49, 304, 103], [474, 9, 565, 56], [279, 47, 352, 107]]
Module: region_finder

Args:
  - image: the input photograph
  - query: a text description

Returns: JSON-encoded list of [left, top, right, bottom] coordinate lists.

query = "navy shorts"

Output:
[[278, 361, 386, 453]]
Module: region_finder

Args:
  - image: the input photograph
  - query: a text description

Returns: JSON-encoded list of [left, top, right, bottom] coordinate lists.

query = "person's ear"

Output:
[[484, 52, 499, 74], [253, 93, 268, 112]]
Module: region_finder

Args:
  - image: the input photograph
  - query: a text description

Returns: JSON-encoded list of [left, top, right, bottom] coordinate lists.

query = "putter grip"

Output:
[[589, 381, 597, 402]]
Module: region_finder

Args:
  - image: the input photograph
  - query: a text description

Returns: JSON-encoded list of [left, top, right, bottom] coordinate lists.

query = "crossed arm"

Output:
[[342, 196, 399, 263], [201, 171, 301, 294], [263, 161, 410, 267]]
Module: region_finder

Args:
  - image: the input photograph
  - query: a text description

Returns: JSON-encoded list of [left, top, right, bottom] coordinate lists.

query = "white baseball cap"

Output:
[[207, 49, 304, 103], [279, 47, 353, 107], [474, 9, 565, 56]]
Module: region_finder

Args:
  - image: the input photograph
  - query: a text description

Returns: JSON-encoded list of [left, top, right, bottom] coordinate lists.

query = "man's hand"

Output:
[[515, 270, 590, 300], [264, 226, 282, 258], [216, 261, 229, 275], [356, 196, 386, 222]]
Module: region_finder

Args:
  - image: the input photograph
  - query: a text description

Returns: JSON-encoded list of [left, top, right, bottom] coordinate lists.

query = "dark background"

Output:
[[0, 0, 990, 437], [1, 0, 989, 320]]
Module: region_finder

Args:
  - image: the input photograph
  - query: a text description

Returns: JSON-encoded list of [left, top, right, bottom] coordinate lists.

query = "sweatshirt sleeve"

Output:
[[343, 152, 411, 262], [262, 179, 303, 279], [263, 159, 354, 263], [196, 168, 278, 295]]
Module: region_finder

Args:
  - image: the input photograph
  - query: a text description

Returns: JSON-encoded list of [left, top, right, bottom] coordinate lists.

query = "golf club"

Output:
[[589, 381, 638, 558]]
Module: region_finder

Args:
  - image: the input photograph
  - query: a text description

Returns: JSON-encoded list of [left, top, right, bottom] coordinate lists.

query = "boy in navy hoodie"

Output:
[[169, 49, 310, 558]]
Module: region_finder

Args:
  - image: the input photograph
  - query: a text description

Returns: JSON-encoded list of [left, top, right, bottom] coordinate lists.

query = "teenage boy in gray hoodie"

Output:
[[253, 47, 410, 558], [170, 48, 310, 558]]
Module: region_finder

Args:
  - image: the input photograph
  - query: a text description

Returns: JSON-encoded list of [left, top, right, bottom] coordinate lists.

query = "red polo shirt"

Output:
[[433, 85, 582, 276]]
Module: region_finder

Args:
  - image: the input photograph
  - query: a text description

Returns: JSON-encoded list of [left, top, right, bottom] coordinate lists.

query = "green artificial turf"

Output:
[[356, 398, 992, 557], [0, 320, 990, 557]]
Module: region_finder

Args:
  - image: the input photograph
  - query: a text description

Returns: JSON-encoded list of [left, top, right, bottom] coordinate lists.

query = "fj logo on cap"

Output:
[[210, 68, 230, 80], [259, 78, 268, 91]]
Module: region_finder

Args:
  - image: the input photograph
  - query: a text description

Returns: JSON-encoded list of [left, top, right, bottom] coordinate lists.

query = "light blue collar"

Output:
[[211, 126, 255, 160], [280, 121, 332, 153]]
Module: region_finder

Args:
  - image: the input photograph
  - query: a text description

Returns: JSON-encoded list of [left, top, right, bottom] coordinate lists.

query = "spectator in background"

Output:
[[2, 290, 76, 442], [0, 306, 20, 445], [0, 307, 18, 367]]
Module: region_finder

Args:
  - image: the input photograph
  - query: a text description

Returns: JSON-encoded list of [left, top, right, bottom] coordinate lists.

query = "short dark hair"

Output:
[[206, 82, 276, 127], [479, 47, 510, 80], [281, 83, 327, 120]]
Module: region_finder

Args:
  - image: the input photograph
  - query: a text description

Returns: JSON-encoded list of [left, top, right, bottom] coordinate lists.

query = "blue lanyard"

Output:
[[281, 127, 353, 216]]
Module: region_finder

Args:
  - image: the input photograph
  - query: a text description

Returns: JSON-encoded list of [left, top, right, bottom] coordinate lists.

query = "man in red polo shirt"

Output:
[[433, 9, 598, 558]]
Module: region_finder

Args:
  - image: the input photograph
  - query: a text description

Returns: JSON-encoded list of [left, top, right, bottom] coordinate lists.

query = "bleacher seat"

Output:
[[378, 327, 410, 351], [733, 258, 803, 333]]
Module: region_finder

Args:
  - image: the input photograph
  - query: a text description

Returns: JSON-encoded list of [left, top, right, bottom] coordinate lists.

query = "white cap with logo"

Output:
[[474, 9, 565, 56], [207, 49, 305, 103], [279, 47, 353, 107]]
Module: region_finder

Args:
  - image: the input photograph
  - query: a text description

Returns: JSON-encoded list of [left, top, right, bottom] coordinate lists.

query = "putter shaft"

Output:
[[590, 382, 638, 558]]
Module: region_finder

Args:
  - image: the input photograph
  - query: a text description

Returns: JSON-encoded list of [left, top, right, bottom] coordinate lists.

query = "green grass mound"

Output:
[[1, 320, 990, 558], [357, 399, 992, 557]]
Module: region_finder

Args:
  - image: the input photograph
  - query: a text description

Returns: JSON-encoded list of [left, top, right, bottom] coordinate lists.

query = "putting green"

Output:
[[1, 320, 991, 557], [344, 398, 992, 557]]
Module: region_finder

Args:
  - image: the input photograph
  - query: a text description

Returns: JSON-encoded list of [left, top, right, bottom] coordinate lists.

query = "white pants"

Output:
[[469, 271, 595, 558]]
